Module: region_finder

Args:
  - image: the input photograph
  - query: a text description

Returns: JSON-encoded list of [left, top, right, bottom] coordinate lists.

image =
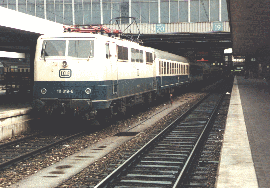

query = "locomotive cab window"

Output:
[[68, 40, 94, 58], [41, 39, 94, 59], [41, 40, 66, 57]]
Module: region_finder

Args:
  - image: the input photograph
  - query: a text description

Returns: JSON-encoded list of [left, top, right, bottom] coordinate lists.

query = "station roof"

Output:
[[0, 7, 63, 52], [227, 0, 270, 56], [122, 32, 232, 56]]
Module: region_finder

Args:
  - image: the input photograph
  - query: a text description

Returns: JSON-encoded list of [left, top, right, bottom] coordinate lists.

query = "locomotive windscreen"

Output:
[[41, 39, 94, 58], [42, 40, 65, 57]]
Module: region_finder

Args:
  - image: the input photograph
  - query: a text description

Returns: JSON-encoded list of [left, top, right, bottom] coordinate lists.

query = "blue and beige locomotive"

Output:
[[32, 27, 203, 120]]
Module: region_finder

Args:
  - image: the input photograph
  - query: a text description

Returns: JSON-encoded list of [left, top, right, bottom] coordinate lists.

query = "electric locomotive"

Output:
[[32, 25, 203, 121]]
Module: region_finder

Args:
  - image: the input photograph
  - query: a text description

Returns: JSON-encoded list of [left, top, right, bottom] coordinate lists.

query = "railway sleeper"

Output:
[[117, 179, 173, 186], [129, 169, 179, 175], [125, 174, 176, 179]]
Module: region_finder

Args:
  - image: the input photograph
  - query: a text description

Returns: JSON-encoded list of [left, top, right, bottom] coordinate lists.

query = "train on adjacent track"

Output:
[[32, 25, 222, 122]]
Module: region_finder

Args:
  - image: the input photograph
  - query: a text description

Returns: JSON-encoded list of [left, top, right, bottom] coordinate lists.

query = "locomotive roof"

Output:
[[39, 32, 111, 39], [39, 33, 189, 63]]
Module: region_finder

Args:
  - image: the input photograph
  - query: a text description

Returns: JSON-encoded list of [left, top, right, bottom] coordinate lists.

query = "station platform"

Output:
[[216, 76, 270, 188], [0, 89, 31, 140], [0, 89, 31, 118]]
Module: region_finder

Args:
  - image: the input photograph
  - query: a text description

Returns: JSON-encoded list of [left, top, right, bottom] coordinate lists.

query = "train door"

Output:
[[106, 42, 118, 97], [152, 52, 157, 90]]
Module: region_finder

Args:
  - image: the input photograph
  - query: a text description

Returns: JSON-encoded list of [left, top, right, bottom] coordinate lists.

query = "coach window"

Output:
[[163, 62, 166, 75], [162, 61, 166, 75], [106, 43, 110, 59], [186, 65, 189, 74], [172, 63, 174, 74], [166, 62, 170, 75], [182, 65, 184, 74], [181, 65, 184, 74], [68, 40, 94, 58], [159, 61, 163, 75]]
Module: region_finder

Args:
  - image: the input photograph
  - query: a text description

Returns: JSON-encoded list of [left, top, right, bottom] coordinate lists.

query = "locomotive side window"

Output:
[[146, 52, 153, 64], [106, 43, 110, 59], [131, 48, 140, 63], [68, 40, 94, 58], [140, 50, 143, 63], [131, 48, 136, 62], [123, 47, 128, 60], [136, 49, 140, 62], [117, 45, 128, 61], [41, 40, 66, 57]]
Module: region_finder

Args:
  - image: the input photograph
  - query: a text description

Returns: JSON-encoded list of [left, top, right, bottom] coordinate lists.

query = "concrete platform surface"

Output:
[[0, 90, 31, 119], [217, 76, 270, 188], [0, 91, 32, 140]]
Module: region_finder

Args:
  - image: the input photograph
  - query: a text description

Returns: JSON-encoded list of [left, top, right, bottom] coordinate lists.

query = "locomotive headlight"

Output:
[[62, 61, 68, 68], [85, 88, 91, 94], [41, 88, 47, 94]]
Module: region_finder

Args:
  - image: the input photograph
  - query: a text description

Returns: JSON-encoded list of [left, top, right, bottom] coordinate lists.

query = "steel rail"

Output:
[[0, 132, 40, 149], [172, 92, 225, 187], [0, 131, 84, 170], [94, 93, 211, 188]]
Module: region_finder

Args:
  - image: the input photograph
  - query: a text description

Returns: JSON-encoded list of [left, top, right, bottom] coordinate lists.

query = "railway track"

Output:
[[94, 80, 230, 188], [0, 131, 85, 170]]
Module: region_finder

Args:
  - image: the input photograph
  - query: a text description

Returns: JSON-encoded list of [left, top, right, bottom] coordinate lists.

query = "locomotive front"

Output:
[[32, 34, 108, 119]]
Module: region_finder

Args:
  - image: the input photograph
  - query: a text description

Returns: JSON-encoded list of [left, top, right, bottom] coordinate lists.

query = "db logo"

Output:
[[59, 69, 72, 78]]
